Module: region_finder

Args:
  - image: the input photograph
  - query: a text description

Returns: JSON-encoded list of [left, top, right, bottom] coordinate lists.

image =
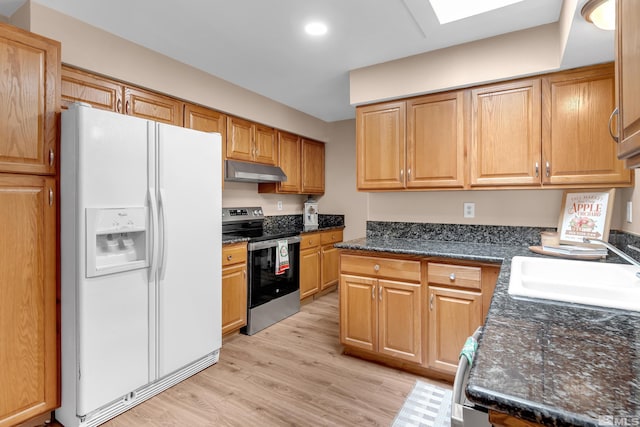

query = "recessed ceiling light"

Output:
[[429, 0, 525, 24], [305, 22, 328, 36]]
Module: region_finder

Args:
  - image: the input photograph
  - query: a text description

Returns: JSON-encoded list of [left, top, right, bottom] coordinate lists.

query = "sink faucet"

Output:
[[583, 238, 640, 272]]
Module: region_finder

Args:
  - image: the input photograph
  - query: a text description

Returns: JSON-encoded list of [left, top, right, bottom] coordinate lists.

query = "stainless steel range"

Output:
[[222, 207, 301, 335]]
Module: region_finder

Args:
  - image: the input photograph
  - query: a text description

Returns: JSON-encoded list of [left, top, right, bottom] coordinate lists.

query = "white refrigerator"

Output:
[[57, 103, 222, 427]]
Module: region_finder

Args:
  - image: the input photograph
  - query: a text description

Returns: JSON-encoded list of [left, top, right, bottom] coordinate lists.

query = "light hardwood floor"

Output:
[[95, 290, 449, 426]]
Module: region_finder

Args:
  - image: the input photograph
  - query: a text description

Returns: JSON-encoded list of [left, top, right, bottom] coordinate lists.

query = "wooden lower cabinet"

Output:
[[320, 230, 342, 290], [0, 174, 57, 426], [300, 229, 343, 300], [339, 254, 423, 364], [339, 251, 498, 378], [427, 287, 482, 373], [221, 242, 247, 335]]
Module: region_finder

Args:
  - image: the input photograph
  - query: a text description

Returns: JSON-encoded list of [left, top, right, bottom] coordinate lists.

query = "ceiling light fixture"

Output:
[[305, 22, 328, 36], [581, 0, 615, 31]]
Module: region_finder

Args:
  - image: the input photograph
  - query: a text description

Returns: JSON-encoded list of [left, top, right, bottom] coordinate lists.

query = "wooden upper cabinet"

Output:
[[0, 24, 59, 175], [254, 124, 277, 165], [356, 101, 406, 190], [542, 64, 630, 185], [62, 66, 124, 113], [407, 91, 465, 188], [184, 103, 226, 136], [124, 86, 183, 126], [470, 79, 542, 187], [226, 116, 254, 162], [616, 0, 640, 164], [275, 131, 302, 193], [226, 116, 276, 165], [302, 139, 325, 194], [0, 174, 57, 426]]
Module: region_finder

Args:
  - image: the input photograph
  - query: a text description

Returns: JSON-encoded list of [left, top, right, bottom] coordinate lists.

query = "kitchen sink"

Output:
[[508, 256, 640, 311]]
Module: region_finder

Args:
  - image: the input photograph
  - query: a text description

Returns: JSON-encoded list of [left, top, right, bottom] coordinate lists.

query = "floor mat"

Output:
[[392, 380, 452, 427]]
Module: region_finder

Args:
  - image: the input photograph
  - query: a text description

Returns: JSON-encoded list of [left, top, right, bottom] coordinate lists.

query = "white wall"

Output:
[[323, 120, 367, 240]]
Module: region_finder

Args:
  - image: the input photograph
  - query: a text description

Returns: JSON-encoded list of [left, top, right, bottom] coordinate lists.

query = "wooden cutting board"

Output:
[[528, 246, 606, 260]]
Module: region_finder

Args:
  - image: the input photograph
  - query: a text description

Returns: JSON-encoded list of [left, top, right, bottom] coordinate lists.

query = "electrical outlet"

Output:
[[463, 202, 475, 218], [277, 201, 283, 211], [627, 201, 633, 223]]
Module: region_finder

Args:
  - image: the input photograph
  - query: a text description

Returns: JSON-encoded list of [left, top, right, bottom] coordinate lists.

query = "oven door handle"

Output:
[[248, 235, 301, 252], [451, 327, 482, 427]]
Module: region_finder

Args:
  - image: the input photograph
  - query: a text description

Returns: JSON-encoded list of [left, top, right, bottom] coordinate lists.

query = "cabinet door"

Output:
[[616, 0, 640, 162], [378, 279, 422, 364], [184, 104, 227, 187], [542, 65, 630, 185], [0, 175, 57, 426], [427, 286, 482, 375], [226, 116, 254, 162], [470, 79, 541, 187], [339, 274, 377, 352], [61, 66, 124, 113], [407, 91, 465, 188], [302, 139, 325, 194], [221, 264, 247, 335], [0, 24, 59, 175], [300, 247, 321, 299], [321, 244, 340, 290], [124, 86, 183, 126], [254, 124, 277, 165], [356, 102, 406, 190], [276, 132, 301, 193]]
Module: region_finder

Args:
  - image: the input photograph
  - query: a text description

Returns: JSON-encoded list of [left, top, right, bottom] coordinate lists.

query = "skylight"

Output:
[[429, 0, 525, 24]]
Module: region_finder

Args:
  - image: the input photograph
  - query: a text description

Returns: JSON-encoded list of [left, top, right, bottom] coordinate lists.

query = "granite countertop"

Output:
[[335, 236, 640, 427], [222, 225, 345, 245]]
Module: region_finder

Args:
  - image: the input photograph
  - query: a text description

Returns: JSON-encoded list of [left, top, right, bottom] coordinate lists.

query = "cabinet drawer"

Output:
[[300, 232, 321, 250], [428, 263, 481, 290], [341, 254, 421, 282], [222, 243, 247, 266], [321, 229, 343, 245]]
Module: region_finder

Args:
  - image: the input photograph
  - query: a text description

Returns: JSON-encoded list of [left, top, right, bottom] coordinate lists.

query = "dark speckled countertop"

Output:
[[335, 236, 640, 427]]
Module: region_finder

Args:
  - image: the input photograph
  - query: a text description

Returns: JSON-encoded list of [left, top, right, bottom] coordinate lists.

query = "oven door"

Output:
[[248, 237, 301, 309]]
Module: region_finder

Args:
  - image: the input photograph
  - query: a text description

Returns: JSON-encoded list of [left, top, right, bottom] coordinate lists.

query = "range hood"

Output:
[[224, 159, 287, 183]]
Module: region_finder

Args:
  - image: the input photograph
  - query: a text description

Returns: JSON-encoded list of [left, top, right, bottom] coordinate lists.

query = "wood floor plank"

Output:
[[93, 290, 451, 426]]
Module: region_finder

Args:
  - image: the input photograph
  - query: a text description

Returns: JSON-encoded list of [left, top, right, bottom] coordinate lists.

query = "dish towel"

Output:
[[459, 335, 478, 366], [276, 240, 289, 275]]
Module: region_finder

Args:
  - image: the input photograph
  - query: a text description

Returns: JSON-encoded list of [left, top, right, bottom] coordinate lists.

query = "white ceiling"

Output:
[[0, 0, 614, 122]]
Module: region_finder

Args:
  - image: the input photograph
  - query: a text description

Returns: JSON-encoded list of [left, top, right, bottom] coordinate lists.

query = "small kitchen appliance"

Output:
[[304, 198, 319, 231]]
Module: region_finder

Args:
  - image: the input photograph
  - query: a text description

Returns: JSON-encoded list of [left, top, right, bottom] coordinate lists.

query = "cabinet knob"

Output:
[[227, 255, 232, 261], [374, 264, 380, 272], [449, 273, 456, 281]]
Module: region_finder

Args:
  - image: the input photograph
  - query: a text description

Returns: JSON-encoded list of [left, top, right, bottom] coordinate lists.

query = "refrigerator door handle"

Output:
[[148, 187, 159, 281], [159, 188, 169, 280]]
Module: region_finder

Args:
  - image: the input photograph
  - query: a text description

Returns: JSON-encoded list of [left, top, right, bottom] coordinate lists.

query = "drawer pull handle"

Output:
[[49, 149, 55, 167], [117, 99, 122, 113], [430, 293, 434, 310], [372, 286, 375, 300], [609, 108, 619, 143], [379, 285, 382, 301], [374, 264, 380, 272], [449, 273, 456, 281], [227, 255, 232, 261]]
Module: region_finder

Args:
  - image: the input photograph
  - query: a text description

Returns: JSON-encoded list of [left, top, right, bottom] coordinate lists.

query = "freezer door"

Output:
[[74, 107, 152, 415], [155, 124, 222, 378]]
